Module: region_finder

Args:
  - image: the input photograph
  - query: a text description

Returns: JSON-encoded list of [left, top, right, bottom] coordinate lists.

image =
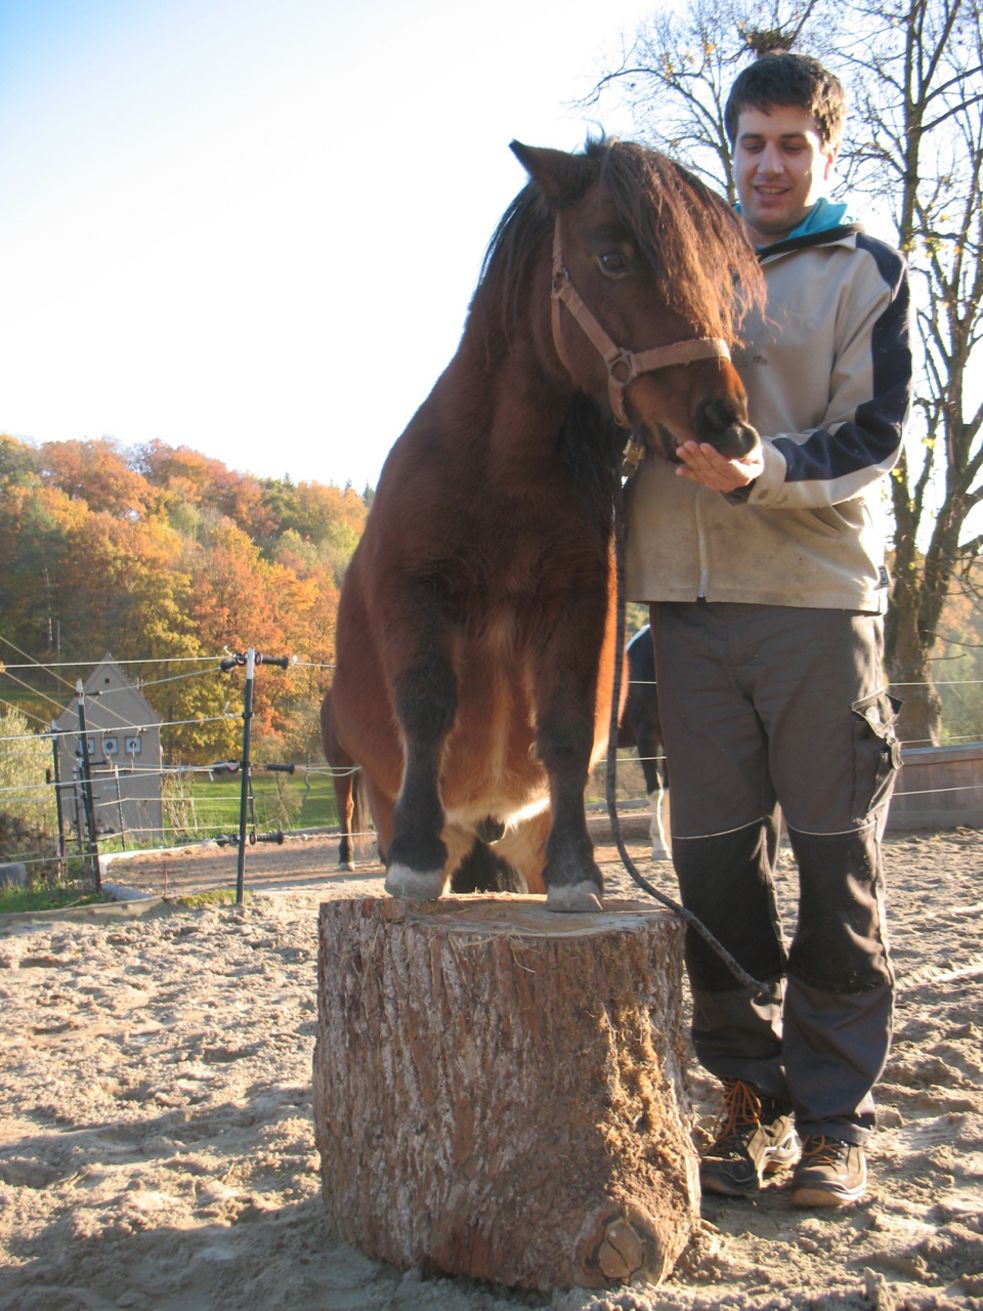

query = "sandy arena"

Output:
[[1, 826, 981, 1310]]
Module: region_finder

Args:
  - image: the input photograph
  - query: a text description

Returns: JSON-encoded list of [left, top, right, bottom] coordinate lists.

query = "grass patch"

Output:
[[169, 887, 250, 909], [3, 765, 348, 870], [0, 883, 111, 914], [164, 774, 339, 841]]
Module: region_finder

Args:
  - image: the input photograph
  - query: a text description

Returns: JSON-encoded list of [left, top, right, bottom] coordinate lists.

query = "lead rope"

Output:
[[606, 474, 768, 995]]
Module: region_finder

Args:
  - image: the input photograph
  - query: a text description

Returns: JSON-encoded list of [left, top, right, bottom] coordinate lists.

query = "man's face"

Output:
[[733, 104, 838, 248]]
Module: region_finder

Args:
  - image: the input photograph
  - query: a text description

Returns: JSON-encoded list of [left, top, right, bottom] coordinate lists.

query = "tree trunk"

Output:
[[890, 642, 943, 747], [312, 894, 699, 1292]]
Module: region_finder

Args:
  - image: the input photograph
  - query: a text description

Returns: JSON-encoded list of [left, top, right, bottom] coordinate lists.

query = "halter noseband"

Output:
[[550, 219, 731, 431]]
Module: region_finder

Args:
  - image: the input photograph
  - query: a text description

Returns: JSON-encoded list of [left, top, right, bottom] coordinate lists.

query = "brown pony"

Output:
[[328, 138, 762, 912]]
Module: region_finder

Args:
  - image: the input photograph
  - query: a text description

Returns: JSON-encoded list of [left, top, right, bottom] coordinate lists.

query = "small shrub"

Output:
[[0, 709, 60, 879]]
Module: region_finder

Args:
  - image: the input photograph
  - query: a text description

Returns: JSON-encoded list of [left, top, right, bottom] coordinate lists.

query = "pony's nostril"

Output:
[[698, 396, 741, 435], [714, 422, 760, 459]]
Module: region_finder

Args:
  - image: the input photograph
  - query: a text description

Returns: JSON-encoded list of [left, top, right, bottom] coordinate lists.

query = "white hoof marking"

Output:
[[546, 882, 603, 913], [385, 865, 445, 901]]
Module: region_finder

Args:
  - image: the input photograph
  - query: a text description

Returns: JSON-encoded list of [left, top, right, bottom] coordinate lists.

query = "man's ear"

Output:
[[822, 145, 839, 181]]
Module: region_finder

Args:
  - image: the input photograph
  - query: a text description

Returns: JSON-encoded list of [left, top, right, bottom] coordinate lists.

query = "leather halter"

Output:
[[550, 219, 731, 429]]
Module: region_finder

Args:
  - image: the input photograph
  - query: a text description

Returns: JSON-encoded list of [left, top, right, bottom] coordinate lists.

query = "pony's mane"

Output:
[[478, 138, 763, 347]]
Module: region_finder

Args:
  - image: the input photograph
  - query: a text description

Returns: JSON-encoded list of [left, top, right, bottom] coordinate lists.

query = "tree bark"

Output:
[[312, 894, 699, 1292]]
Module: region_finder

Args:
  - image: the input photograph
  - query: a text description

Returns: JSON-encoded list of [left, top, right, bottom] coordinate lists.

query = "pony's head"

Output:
[[488, 138, 763, 461]]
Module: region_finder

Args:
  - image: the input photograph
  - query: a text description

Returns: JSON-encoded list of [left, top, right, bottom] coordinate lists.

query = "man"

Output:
[[625, 51, 911, 1208]]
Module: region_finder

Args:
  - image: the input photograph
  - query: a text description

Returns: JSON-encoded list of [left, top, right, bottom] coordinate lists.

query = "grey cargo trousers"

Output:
[[650, 602, 900, 1143]]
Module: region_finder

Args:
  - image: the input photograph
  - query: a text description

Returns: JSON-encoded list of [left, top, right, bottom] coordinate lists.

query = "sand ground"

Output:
[[1, 825, 981, 1310]]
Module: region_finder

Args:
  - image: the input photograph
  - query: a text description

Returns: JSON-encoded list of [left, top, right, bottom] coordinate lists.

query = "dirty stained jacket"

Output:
[[624, 223, 912, 613]]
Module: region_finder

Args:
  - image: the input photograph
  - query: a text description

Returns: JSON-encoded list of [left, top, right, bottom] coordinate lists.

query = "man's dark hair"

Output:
[[724, 52, 846, 150]]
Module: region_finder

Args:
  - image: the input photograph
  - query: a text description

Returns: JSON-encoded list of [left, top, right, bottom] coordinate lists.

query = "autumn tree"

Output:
[[0, 434, 39, 483], [135, 439, 280, 542], [183, 520, 338, 753], [0, 479, 86, 661], [0, 434, 358, 764], [584, 0, 983, 744], [37, 438, 159, 519], [63, 512, 234, 763], [258, 477, 368, 582]]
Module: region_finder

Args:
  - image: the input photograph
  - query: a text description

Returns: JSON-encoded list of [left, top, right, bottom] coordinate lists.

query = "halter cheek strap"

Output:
[[550, 219, 731, 429]]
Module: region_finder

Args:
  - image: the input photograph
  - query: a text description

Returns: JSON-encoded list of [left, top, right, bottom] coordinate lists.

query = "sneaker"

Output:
[[699, 1079, 799, 1197], [790, 1135, 867, 1207]]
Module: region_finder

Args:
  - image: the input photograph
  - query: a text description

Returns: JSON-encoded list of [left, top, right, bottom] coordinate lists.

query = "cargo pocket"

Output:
[[851, 692, 903, 822]]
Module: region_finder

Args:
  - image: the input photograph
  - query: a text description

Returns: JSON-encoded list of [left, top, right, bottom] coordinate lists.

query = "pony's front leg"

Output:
[[384, 650, 457, 902], [537, 683, 605, 914]]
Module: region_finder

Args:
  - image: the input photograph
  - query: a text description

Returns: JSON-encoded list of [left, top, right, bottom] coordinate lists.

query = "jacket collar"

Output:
[[756, 224, 864, 262]]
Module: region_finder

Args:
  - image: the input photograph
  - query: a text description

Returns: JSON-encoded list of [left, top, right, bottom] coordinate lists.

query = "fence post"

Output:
[[112, 764, 127, 850], [235, 649, 256, 906], [72, 768, 85, 853], [49, 725, 66, 865], [75, 683, 101, 890]]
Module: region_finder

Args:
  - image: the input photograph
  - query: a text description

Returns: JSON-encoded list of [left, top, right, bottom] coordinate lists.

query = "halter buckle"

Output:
[[622, 437, 646, 472], [551, 266, 571, 297]]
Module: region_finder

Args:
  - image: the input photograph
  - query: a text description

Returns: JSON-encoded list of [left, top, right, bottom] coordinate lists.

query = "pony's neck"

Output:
[[453, 274, 575, 467], [445, 342, 572, 474]]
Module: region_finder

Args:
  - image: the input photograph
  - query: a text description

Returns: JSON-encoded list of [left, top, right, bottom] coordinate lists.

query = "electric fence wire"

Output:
[[0, 696, 53, 729], [7, 750, 983, 810], [4, 679, 983, 745], [4, 640, 983, 866]]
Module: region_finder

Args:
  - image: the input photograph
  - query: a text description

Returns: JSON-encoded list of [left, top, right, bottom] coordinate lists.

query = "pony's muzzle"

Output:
[[695, 396, 760, 459], [712, 420, 760, 460]]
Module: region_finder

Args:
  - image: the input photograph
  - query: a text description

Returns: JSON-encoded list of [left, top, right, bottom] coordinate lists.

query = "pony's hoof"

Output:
[[339, 861, 354, 873], [385, 865, 445, 901], [546, 882, 603, 913]]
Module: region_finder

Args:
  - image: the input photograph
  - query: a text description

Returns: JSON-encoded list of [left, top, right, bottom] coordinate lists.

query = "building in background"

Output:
[[53, 654, 163, 844]]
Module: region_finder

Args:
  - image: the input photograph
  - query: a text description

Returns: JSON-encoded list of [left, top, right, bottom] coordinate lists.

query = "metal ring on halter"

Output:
[[607, 350, 636, 385]]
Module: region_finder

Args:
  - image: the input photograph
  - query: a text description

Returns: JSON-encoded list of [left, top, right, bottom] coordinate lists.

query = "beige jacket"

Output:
[[625, 226, 911, 613]]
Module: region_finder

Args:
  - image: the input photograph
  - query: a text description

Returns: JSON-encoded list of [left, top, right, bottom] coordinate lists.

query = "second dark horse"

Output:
[[617, 625, 670, 860]]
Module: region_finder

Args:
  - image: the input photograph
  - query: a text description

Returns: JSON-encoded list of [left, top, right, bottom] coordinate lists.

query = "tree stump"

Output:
[[312, 894, 699, 1292]]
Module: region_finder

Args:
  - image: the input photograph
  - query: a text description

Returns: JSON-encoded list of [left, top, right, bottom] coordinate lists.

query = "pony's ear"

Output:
[[510, 141, 592, 205]]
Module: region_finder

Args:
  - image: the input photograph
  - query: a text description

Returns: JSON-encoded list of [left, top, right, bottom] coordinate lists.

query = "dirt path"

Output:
[[1, 828, 981, 1310]]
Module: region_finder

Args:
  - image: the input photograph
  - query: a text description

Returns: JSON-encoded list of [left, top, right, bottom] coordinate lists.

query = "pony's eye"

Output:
[[597, 250, 629, 277]]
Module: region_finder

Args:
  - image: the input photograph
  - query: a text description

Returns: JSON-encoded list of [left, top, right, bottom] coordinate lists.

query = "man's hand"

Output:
[[674, 441, 764, 494]]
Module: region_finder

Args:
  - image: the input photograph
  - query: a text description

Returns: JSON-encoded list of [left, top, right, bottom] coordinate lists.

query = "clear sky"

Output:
[[0, 0, 655, 492]]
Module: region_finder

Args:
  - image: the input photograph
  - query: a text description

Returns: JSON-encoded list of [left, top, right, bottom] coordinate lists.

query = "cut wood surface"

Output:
[[312, 894, 699, 1292]]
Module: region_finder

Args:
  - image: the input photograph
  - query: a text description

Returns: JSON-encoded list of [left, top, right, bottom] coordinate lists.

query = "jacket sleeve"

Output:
[[744, 238, 911, 510]]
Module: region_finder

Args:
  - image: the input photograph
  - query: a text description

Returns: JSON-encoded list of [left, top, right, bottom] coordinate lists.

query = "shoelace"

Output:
[[800, 1136, 845, 1166], [712, 1080, 763, 1146]]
